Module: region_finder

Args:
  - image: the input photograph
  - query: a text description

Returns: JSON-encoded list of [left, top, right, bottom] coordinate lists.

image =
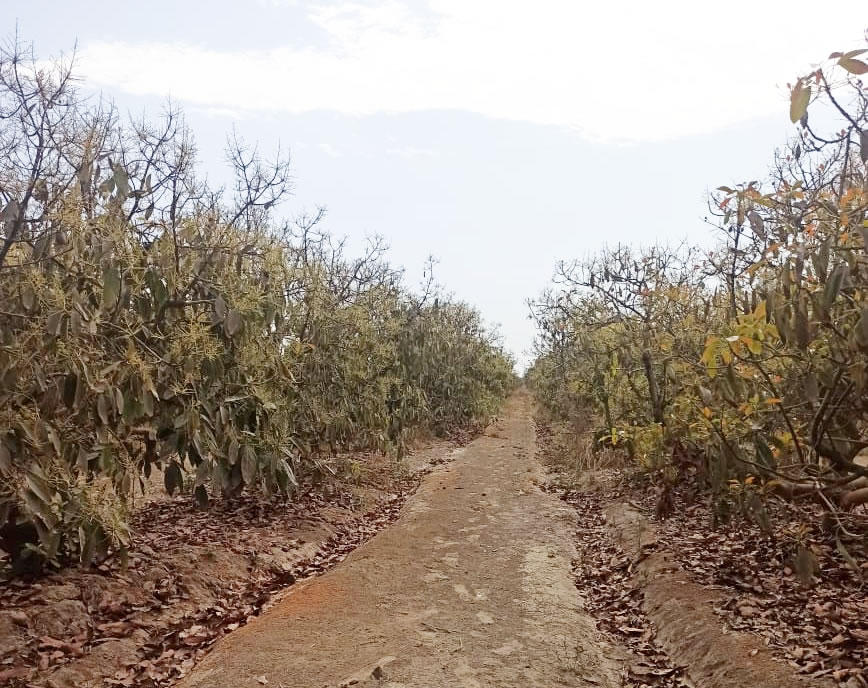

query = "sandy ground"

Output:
[[177, 390, 624, 688]]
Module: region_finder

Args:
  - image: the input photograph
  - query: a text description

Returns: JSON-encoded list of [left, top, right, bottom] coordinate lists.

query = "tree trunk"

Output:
[[641, 350, 664, 425]]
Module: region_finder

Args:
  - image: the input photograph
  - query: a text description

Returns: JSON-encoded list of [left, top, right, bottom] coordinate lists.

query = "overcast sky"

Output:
[[6, 2, 866, 368]]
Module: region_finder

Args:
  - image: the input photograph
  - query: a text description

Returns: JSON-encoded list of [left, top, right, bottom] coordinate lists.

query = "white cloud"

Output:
[[386, 146, 439, 158], [187, 106, 244, 120], [255, 0, 300, 7], [316, 142, 342, 157], [77, 1, 866, 143]]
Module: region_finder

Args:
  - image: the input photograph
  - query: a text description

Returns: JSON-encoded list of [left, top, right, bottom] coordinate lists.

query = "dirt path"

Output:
[[178, 391, 624, 688]]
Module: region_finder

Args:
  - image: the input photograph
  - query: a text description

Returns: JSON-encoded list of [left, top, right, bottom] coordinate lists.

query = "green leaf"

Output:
[[241, 445, 257, 485], [804, 373, 819, 403], [822, 263, 848, 309], [744, 337, 762, 355], [225, 309, 242, 337], [25, 472, 55, 506], [795, 296, 811, 350], [102, 266, 121, 309], [754, 435, 775, 468], [747, 211, 765, 240], [164, 460, 183, 496], [228, 437, 240, 465], [32, 234, 50, 261], [22, 488, 57, 529], [97, 394, 112, 425], [21, 285, 36, 312], [277, 457, 298, 494], [194, 484, 209, 509], [838, 56, 868, 75], [46, 311, 64, 336], [789, 81, 811, 124], [0, 443, 11, 475], [146, 270, 167, 309], [214, 295, 227, 321], [212, 460, 226, 494], [113, 164, 131, 201], [856, 308, 868, 349], [79, 526, 97, 566]]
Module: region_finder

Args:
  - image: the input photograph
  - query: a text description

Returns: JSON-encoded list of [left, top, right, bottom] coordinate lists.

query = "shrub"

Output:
[[0, 38, 514, 571], [529, 39, 868, 520]]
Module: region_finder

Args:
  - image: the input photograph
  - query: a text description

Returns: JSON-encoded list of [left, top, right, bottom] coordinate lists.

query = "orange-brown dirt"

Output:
[[5, 391, 838, 688], [0, 442, 462, 687], [175, 391, 835, 688], [177, 390, 626, 688]]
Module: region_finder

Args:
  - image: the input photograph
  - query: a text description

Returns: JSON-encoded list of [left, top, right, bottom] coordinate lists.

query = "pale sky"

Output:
[[6, 2, 867, 368]]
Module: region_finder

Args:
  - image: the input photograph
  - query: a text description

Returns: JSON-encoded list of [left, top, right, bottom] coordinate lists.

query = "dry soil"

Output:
[[177, 390, 625, 688]]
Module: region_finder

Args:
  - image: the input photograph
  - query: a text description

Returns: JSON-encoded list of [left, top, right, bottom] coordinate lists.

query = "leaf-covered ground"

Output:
[[563, 488, 690, 688], [536, 417, 867, 688], [630, 482, 868, 687], [535, 421, 689, 688], [0, 441, 464, 688]]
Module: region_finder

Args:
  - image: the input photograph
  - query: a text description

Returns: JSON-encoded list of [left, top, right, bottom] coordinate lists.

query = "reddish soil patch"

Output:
[[265, 576, 349, 617], [174, 390, 627, 688], [0, 442, 463, 688]]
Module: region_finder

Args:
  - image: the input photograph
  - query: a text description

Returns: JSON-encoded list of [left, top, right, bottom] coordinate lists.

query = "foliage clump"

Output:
[[0, 39, 514, 571], [529, 41, 868, 529]]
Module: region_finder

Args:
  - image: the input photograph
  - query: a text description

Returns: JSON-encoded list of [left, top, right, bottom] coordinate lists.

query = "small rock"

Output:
[[738, 605, 759, 618], [338, 656, 397, 687], [9, 610, 28, 626]]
